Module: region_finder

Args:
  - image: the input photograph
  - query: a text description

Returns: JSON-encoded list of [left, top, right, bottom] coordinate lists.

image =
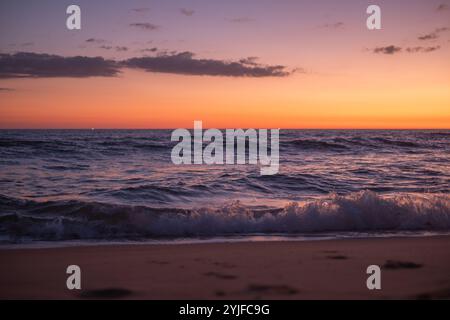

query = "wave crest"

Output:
[[1, 191, 449, 242]]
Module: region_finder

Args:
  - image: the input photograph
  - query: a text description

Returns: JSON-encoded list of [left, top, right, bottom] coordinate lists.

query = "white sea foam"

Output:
[[1, 191, 450, 243], [145, 191, 450, 236]]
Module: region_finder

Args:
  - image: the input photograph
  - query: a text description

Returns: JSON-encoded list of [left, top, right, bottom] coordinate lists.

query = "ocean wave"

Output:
[[422, 132, 450, 137], [0, 138, 48, 148], [2, 131, 447, 158], [1, 191, 449, 242], [282, 136, 435, 151], [285, 139, 349, 150], [372, 137, 421, 148], [97, 139, 168, 150], [0, 137, 169, 151]]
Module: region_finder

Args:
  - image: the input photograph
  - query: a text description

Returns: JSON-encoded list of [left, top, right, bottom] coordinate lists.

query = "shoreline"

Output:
[[1, 235, 450, 299], [1, 231, 449, 250]]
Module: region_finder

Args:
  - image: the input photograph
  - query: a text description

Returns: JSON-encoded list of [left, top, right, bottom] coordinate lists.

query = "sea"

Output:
[[0, 129, 449, 246]]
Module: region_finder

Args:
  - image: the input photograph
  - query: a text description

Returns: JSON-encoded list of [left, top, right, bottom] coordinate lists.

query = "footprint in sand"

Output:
[[203, 271, 238, 280], [326, 255, 349, 260], [213, 261, 236, 269], [149, 260, 170, 265], [215, 290, 226, 297], [247, 284, 299, 295], [415, 287, 450, 300], [79, 288, 133, 299], [383, 260, 423, 270]]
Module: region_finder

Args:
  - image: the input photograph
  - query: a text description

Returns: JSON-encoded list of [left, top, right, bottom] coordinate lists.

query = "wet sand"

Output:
[[1, 236, 449, 299]]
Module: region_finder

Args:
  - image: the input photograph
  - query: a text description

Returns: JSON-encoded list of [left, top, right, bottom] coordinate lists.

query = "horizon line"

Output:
[[0, 128, 449, 131]]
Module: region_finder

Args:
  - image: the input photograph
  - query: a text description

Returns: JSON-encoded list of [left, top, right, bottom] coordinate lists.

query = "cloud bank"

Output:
[[0, 52, 120, 78], [0, 52, 295, 78], [373, 45, 402, 55], [100, 46, 129, 52], [372, 45, 441, 54], [129, 23, 160, 31], [124, 52, 293, 77], [418, 27, 449, 40], [406, 46, 441, 53]]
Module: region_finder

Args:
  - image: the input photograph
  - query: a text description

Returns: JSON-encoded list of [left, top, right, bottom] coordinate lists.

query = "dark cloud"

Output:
[[418, 33, 438, 40], [3, 42, 34, 48], [239, 57, 259, 66], [180, 8, 195, 16], [156, 50, 178, 56], [418, 27, 450, 40], [99, 46, 128, 52], [435, 27, 450, 33], [372, 45, 441, 55], [373, 45, 402, 55], [123, 52, 293, 77], [130, 23, 160, 31], [406, 46, 441, 53], [132, 8, 150, 13], [320, 22, 344, 29], [0, 52, 296, 79], [0, 87, 14, 92], [86, 38, 107, 44], [227, 17, 254, 23], [0, 52, 120, 78], [437, 4, 449, 11], [140, 47, 159, 53]]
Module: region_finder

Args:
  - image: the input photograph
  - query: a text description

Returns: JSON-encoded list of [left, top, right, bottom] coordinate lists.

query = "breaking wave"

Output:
[[1, 191, 449, 243]]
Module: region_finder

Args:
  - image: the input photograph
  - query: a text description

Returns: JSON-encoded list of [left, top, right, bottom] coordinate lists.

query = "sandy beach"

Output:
[[1, 235, 449, 300]]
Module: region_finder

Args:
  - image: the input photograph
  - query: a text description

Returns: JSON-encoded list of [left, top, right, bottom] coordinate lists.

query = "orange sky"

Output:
[[1, 63, 449, 129], [1, 0, 449, 129]]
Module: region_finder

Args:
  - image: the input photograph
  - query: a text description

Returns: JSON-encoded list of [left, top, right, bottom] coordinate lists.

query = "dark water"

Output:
[[0, 129, 449, 244]]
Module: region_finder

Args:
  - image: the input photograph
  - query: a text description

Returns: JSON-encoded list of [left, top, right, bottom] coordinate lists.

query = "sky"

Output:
[[0, 0, 449, 129]]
